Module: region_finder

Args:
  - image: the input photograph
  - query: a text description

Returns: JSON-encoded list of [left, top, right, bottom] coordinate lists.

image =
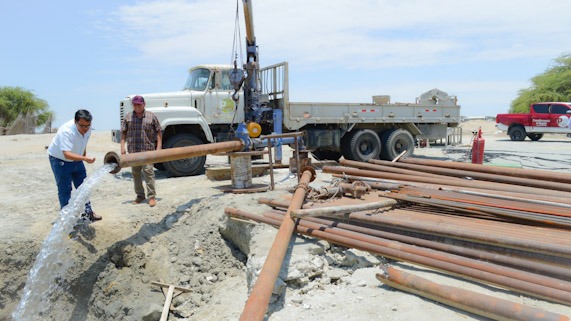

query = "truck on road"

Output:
[[113, 1, 462, 177], [496, 102, 571, 141]]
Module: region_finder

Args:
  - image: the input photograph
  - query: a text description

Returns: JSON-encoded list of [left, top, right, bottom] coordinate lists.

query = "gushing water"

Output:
[[12, 163, 116, 321]]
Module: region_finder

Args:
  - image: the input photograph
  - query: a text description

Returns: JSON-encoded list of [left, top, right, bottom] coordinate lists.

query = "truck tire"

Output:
[[380, 129, 415, 161], [508, 126, 526, 141], [311, 150, 342, 161], [162, 133, 206, 176], [341, 129, 381, 162], [527, 133, 543, 141]]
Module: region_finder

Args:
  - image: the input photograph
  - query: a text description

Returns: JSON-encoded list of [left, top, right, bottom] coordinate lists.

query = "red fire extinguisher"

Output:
[[471, 128, 485, 164]]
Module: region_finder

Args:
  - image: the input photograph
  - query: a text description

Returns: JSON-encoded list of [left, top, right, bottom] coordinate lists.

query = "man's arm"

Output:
[[63, 150, 95, 163], [156, 131, 162, 150], [120, 132, 127, 154]]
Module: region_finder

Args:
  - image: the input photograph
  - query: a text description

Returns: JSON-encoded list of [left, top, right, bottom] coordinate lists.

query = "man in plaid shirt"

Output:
[[120, 95, 162, 207]]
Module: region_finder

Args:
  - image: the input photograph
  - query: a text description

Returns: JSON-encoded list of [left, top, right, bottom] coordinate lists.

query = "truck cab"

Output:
[[114, 64, 245, 176]]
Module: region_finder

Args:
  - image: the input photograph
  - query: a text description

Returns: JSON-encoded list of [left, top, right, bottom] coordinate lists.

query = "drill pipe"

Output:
[[258, 197, 571, 250], [290, 199, 397, 218], [239, 167, 315, 321], [400, 157, 571, 184], [376, 266, 570, 321], [226, 207, 571, 305], [292, 212, 571, 281], [261, 211, 571, 294], [346, 209, 571, 259], [334, 174, 571, 206], [103, 140, 245, 173], [367, 158, 571, 193], [395, 185, 571, 217], [256, 197, 571, 266], [322, 165, 571, 198], [383, 193, 571, 228], [258, 197, 312, 209]]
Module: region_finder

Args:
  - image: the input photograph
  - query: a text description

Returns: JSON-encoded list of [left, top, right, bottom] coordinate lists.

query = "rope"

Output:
[[225, 0, 245, 140], [229, 0, 244, 68]]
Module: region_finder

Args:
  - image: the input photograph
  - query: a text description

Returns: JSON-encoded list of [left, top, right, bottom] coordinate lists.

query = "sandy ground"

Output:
[[1, 120, 570, 320]]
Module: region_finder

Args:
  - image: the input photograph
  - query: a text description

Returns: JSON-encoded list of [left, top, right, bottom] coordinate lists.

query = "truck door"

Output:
[[549, 103, 571, 129], [530, 103, 550, 129], [205, 70, 245, 124]]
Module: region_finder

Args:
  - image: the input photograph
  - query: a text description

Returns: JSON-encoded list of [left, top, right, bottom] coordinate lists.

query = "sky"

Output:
[[1, 0, 571, 131]]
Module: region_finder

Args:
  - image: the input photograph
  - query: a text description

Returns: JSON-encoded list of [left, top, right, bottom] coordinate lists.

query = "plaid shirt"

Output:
[[121, 110, 162, 153]]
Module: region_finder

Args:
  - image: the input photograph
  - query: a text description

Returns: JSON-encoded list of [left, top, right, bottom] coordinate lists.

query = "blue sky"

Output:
[[1, 0, 571, 131]]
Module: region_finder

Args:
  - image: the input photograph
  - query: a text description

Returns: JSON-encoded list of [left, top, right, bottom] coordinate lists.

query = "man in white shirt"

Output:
[[47, 109, 101, 221]]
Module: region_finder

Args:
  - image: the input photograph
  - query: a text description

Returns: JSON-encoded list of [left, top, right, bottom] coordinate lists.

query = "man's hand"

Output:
[[85, 157, 96, 164]]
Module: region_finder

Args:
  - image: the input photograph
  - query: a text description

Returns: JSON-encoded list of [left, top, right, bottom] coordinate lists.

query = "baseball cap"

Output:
[[132, 95, 145, 104]]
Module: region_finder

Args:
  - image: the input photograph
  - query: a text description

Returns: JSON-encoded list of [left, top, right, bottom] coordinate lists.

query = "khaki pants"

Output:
[[132, 164, 156, 199]]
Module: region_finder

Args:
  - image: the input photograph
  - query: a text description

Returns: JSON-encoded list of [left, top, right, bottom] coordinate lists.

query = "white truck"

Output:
[[113, 63, 460, 176], [113, 1, 461, 177]]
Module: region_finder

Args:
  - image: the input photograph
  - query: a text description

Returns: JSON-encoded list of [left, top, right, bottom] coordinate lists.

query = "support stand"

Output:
[[219, 150, 270, 193]]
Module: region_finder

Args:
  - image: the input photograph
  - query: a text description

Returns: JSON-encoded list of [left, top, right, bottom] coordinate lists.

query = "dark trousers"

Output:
[[49, 155, 92, 212]]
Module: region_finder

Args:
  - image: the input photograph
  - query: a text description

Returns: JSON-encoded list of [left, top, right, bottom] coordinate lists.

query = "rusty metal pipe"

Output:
[[341, 158, 449, 179], [376, 266, 570, 321], [293, 212, 571, 281], [260, 194, 571, 259], [323, 165, 571, 198], [257, 197, 310, 210], [335, 174, 571, 205], [367, 158, 571, 193], [103, 140, 245, 173], [383, 192, 571, 228], [366, 222, 571, 268], [238, 167, 316, 321], [346, 210, 571, 259], [227, 207, 571, 305], [290, 199, 397, 218], [400, 157, 571, 184], [395, 185, 571, 217], [262, 211, 571, 294]]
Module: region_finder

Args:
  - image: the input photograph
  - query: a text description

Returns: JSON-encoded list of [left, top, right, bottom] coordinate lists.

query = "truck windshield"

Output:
[[183, 68, 211, 91]]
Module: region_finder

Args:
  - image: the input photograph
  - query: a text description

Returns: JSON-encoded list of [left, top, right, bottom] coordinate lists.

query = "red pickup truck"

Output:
[[496, 102, 571, 141]]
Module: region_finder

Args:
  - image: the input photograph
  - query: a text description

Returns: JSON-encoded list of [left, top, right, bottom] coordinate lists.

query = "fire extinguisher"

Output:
[[471, 128, 485, 164]]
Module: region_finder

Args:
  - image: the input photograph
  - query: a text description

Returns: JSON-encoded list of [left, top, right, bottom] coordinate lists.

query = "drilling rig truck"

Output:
[[112, 0, 461, 177]]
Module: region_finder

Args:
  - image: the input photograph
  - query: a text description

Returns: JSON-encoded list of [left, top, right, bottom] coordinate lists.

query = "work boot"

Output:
[[133, 196, 145, 204], [88, 211, 102, 221], [149, 197, 156, 207]]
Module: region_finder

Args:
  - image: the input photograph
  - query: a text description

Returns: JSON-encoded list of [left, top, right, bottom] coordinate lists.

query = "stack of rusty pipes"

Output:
[[225, 157, 571, 319], [225, 206, 571, 319]]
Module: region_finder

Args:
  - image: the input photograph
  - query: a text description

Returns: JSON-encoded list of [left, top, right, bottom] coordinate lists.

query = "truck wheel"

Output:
[[341, 129, 381, 162], [311, 150, 342, 161], [380, 129, 415, 161], [162, 133, 206, 176], [508, 126, 526, 141], [527, 133, 543, 141]]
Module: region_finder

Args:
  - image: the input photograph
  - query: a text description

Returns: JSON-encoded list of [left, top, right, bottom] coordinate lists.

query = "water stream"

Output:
[[12, 163, 116, 321]]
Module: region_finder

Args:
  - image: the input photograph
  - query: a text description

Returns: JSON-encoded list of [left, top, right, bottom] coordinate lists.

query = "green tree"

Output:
[[0, 86, 53, 128], [510, 53, 571, 113]]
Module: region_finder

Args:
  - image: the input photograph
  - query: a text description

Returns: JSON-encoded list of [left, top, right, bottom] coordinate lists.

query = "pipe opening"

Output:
[[103, 151, 121, 174]]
